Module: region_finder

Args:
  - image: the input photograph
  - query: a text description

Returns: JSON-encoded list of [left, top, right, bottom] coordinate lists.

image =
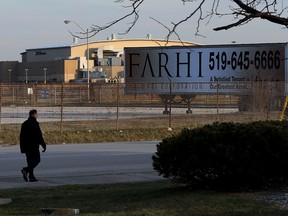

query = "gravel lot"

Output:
[[0, 106, 238, 124]]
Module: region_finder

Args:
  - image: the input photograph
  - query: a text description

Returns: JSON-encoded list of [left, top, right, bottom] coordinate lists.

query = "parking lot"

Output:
[[0, 106, 238, 124]]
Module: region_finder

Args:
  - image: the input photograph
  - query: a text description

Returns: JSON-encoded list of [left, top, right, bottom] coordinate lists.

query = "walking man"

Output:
[[20, 109, 46, 182]]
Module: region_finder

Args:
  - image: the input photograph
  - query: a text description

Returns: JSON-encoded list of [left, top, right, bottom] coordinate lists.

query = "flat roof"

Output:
[[25, 38, 199, 51]]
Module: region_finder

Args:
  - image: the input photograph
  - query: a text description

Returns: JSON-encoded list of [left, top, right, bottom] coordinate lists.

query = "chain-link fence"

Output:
[[0, 81, 285, 131]]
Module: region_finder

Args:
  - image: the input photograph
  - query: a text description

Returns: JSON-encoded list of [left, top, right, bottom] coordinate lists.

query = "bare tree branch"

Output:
[[215, 0, 288, 31], [84, 0, 288, 41], [162, 0, 206, 41], [214, 16, 253, 31], [90, 0, 145, 37]]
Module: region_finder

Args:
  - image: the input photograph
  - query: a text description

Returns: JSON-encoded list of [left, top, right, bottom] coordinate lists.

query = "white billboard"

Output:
[[124, 43, 287, 94]]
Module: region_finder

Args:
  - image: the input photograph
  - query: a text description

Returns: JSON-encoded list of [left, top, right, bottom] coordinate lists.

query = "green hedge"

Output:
[[152, 121, 288, 190]]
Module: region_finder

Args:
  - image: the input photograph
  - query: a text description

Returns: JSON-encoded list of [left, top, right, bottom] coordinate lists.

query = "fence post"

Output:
[[79, 85, 82, 103], [60, 83, 64, 133], [54, 86, 57, 105], [0, 84, 2, 132], [116, 79, 120, 130], [266, 81, 270, 120], [217, 81, 219, 122], [168, 79, 172, 130], [12, 86, 15, 103], [35, 83, 38, 104]]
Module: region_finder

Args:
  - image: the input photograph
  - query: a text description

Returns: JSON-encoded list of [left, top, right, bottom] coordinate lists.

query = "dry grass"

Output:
[[0, 111, 281, 146]]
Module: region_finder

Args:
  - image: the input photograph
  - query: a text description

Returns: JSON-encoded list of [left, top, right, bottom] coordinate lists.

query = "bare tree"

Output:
[[87, 0, 288, 40], [213, 0, 288, 31]]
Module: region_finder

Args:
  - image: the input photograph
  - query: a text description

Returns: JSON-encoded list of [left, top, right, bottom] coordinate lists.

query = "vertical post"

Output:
[[12, 87, 15, 103], [86, 29, 90, 102], [116, 79, 120, 130], [266, 81, 270, 120], [217, 81, 219, 122], [25, 68, 28, 84], [29, 84, 32, 104], [54, 87, 57, 105], [8, 69, 12, 83], [43, 68, 47, 84], [280, 96, 288, 121], [99, 84, 102, 104], [60, 83, 64, 133], [168, 79, 172, 130], [35, 83, 38, 103], [0, 84, 2, 132], [79, 85, 81, 102]]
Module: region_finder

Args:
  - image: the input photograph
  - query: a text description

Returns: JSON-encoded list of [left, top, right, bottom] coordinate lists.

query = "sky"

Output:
[[1, 0, 287, 61]]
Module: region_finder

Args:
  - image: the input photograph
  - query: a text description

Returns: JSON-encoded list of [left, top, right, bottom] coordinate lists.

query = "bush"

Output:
[[152, 121, 288, 190]]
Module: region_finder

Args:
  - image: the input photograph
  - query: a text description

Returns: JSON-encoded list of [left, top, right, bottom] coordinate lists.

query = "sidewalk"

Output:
[[0, 198, 12, 205]]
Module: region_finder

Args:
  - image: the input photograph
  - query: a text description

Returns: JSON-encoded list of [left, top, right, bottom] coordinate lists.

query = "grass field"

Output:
[[1, 117, 287, 215], [0, 181, 287, 216], [0, 111, 280, 146]]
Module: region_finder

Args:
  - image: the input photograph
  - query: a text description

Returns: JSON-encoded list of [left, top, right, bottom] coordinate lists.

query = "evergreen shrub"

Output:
[[152, 121, 288, 190]]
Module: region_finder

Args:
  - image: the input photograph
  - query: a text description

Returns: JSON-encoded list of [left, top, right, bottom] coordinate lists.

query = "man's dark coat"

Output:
[[20, 116, 46, 153]]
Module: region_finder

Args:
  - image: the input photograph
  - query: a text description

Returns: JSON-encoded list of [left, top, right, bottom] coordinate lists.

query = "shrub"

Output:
[[152, 121, 288, 190]]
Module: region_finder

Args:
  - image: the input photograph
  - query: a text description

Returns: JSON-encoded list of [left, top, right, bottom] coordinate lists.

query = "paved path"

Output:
[[0, 198, 12, 205], [0, 141, 163, 190]]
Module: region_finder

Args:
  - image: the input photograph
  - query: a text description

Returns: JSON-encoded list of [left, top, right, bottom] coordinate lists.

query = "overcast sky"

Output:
[[1, 0, 287, 61]]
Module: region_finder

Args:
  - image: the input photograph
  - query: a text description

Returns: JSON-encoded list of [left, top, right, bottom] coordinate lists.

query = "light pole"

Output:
[[64, 20, 90, 101], [25, 68, 28, 84], [43, 68, 47, 84]]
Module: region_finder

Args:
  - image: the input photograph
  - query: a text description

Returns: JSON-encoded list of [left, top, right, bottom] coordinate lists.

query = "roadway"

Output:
[[0, 141, 164, 189]]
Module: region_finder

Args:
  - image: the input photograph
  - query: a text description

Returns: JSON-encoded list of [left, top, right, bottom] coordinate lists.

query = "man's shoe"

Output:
[[21, 169, 28, 182], [29, 178, 38, 182]]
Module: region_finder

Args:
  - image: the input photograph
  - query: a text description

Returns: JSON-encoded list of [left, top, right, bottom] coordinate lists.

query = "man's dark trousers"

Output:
[[24, 150, 40, 179]]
